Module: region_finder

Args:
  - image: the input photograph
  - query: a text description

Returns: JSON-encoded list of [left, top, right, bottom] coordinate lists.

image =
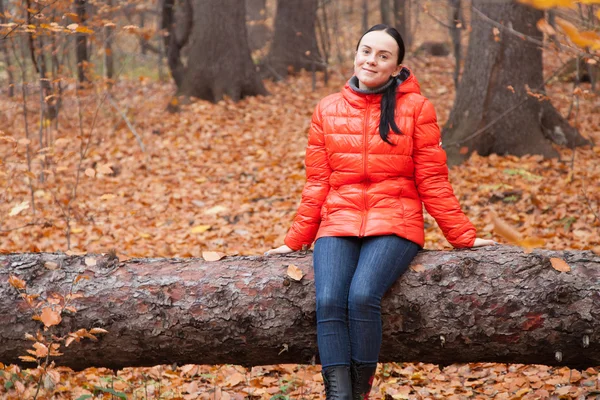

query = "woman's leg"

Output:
[[347, 235, 419, 397], [313, 236, 362, 368]]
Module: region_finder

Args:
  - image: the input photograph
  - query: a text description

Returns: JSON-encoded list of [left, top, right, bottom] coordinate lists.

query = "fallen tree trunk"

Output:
[[0, 247, 599, 370]]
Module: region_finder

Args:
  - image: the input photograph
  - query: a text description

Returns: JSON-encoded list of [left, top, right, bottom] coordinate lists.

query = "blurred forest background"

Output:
[[1, 0, 600, 398]]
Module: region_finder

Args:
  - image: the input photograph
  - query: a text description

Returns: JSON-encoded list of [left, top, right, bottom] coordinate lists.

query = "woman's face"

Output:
[[354, 30, 402, 90]]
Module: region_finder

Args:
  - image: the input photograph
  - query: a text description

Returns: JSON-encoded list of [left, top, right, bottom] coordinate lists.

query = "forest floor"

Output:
[[1, 30, 600, 400]]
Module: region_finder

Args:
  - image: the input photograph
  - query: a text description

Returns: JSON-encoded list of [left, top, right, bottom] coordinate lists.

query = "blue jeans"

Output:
[[313, 235, 420, 368]]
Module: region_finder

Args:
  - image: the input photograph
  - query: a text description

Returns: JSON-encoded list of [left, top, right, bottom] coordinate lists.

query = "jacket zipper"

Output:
[[359, 102, 371, 237]]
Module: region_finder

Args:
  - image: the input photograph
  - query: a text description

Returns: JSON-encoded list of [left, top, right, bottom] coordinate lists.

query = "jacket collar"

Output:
[[341, 66, 421, 108]]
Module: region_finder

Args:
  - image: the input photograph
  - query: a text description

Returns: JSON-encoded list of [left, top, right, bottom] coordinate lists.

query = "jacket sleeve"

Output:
[[412, 98, 476, 248], [284, 102, 332, 251]]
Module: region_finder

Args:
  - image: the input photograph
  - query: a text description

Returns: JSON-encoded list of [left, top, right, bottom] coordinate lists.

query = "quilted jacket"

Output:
[[284, 68, 476, 250]]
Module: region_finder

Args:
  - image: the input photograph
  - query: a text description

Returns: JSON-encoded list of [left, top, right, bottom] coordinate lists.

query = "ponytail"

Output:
[[379, 77, 402, 144]]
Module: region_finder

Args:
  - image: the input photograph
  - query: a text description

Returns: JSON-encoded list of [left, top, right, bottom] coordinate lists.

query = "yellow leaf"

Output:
[[138, 232, 151, 238], [550, 257, 571, 272], [40, 307, 62, 327], [75, 26, 94, 34], [556, 18, 600, 49], [287, 264, 304, 281], [9, 201, 29, 216], [518, 237, 546, 250], [84, 257, 97, 267], [71, 228, 83, 234], [67, 23, 78, 30], [9, 275, 26, 290], [202, 251, 226, 261], [100, 193, 116, 200], [89, 328, 108, 334], [518, 0, 574, 9], [190, 225, 211, 233], [493, 216, 522, 244], [18, 356, 37, 363]]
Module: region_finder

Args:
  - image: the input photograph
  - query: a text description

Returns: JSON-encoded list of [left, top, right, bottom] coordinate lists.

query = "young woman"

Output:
[[266, 24, 495, 399]]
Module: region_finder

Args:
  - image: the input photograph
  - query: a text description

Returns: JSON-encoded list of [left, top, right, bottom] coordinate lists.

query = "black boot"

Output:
[[321, 365, 353, 400], [350, 361, 377, 400]]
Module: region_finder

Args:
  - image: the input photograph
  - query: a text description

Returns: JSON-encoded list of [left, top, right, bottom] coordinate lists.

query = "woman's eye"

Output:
[[379, 54, 388, 60], [362, 49, 369, 54]]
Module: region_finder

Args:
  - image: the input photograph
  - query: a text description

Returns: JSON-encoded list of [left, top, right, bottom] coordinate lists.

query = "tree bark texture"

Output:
[[380, 0, 392, 26], [1, 247, 599, 370], [262, 0, 323, 80], [442, 2, 590, 166], [0, 0, 14, 97], [174, 0, 267, 102], [246, 0, 271, 51]]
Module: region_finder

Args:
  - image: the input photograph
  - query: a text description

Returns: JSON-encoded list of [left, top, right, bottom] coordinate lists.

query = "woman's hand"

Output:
[[264, 245, 294, 255], [472, 238, 497, 247]]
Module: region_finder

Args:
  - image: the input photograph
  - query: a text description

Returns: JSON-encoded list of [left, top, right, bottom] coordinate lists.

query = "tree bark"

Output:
[[394, 0, 411, 49], [0, 0, 14, 97], [262, 0, 323, 80], [1, 247, 599, 371], [75, 0, 88, 84], [380, 0, 392, 26], [449, 0, 462, 89], [164, 0, 267, 102], [246, 0, 271, 51], [442, 2, 590, 166]]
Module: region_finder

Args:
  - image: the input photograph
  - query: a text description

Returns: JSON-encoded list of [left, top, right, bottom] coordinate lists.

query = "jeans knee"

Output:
[[316, 295, 347, 320], [348, 289, 379, 312]]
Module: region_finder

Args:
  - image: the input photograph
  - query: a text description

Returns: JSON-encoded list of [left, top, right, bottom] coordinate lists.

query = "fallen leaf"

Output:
[[84, 257, 97, 266], [204, 205, 228, 215], [287, 264, 304, 281], [44, 261, 59, 270], [493, 215, 522, 244], [550, 257, 571, 272], [9, 201, 29, 216], [190, 225, 211, 234], [8, 275, 26, 290], [85, 168, 95, 178], [202, 251, 226, 261], [410, 264, 425, 272]]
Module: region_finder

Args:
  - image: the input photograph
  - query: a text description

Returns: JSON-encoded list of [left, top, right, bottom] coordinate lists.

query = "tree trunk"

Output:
[[449, 0, 462, 89], [380, 0, 391, 26], [104, 0, 114, 82], [1, 247, 599, 371], [246, 0, 271, 51], [362, 0, 369, 33], [75, 0, 88, 84], [393, 0, 411, 49], [262, 0, 323, 80], [164, 0, 267, 102], [442, 2, 590, 166], [0, 0, 14, 97]]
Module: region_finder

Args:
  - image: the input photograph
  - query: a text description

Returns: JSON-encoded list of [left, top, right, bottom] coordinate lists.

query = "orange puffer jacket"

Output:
[[284, 68, 476, 251]]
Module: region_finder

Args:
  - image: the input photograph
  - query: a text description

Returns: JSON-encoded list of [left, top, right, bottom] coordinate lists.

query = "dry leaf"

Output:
[[33, 342, 48, 357], [44, 261, 59, 270], [204, 205, 228, 215], [493, 215, 522, 244], [410, 264, 425, 272], [89, 328, 108, 334], [40, 307, 62, 327], [550, 257, 571, 272], [84, 168, 96, 178], [202, 251, 226, 261], [9, 201, 29, 216], [84, 257, 97, 266], [190, 225, 211, 234], [9, 275, 26, 290], [287, 264, 304, 281]]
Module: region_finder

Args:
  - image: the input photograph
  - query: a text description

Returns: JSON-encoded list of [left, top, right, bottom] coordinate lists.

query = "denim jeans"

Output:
[[313, 235, 420, 368]]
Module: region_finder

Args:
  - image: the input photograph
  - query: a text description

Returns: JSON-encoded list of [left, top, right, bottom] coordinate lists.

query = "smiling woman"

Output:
[[266, 23, 495, 399]]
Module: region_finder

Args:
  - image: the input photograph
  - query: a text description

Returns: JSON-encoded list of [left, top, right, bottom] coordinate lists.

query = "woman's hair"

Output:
[[356, 24, 405, 145]]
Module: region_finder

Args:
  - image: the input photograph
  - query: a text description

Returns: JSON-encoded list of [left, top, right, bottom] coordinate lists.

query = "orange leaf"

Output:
[[40, 307, 62, 328], [493, 216, 522, 244], [550, 258, 571, 272], [9, 275, 26, 290], [89, 328, 108, 334], [18, 356, 38, 363], [410, 264, 425, 272], [286, 264, 304, 281], [202, 251, 226, 261], [33, 342, 48, 357]]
